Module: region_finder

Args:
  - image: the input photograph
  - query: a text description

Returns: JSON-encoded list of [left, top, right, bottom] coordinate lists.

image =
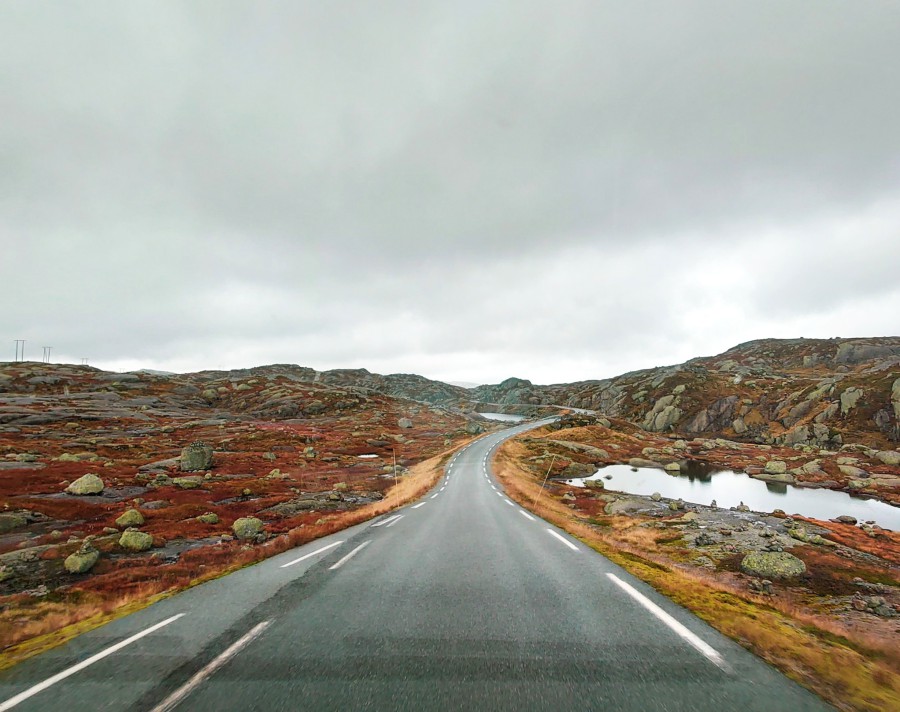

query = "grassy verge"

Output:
[[493, 438, 900, 712], [0, 443, 458, 671]]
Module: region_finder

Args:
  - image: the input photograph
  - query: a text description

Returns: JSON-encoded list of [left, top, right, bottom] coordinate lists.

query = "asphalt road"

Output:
[[0, 419, 832, 711]]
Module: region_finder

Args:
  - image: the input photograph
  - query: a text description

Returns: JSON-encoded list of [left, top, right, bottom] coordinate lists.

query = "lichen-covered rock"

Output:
[[763, 460, 787, 475], [0, 513, 28, 534], [65, 473, 104, 495], [115, 509, 145, 528], [173, 476, 203, 489], [119, 528, 153, 552], [584, 478, 604, 489], [839, 387, 863, 415], [875, 450, 900, 466], [64, 544, 100, 574], [197, 512, 219, 525], [740, 551, 806, 579], [179, 441, 213, 472], [397, 418, 413, 429], [232, 517, 264, 540], [664, 462, 682, 472]]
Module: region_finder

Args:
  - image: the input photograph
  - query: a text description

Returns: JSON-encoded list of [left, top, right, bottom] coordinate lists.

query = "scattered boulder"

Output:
[[650, 492, 662, 501], [115, 509, 145, 528], [740, 551, 807, 579], [65, 473, 104, 496], [694, 532, 714, 546], [179, 441, 213, 472], [119, 528, 154, 552], [197, 512, 219, 525], [232, 517, 264, 540], [397, 418, 413, 429], [173, 476, 203, 489], [64, 542, 100, 574], [584, 478, 604, 490], [763, 460, 787, 475], [834, 515, 857, 525], [465, 422, 484, 435], [664, 462, 682, 472]]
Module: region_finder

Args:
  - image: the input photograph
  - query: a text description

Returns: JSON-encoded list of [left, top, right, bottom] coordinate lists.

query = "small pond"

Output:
[[478, 412, 525, 422], [569, 463, 900, 531]]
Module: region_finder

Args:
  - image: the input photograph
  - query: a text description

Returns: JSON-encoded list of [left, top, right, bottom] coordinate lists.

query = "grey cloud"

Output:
[[2, 1, 899, 382]]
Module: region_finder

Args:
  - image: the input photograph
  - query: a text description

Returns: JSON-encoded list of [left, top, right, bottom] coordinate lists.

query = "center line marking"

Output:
[[329, 540, 371, 570], [150, 620, 272, 712], [519, 510, 535, 521], [385, 515, 404, 528], [411, 502, 426, 509], [371, 515, 401, 528], [0, 613, 186, 712], [280, 540, 343, 568], [546, 528, 580, 551], [607, 574, 730, 671]]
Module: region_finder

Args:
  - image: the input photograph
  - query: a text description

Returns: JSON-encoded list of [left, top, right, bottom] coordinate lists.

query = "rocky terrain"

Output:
[[472, 337, 900, 449], [0, 361, 487, 655]]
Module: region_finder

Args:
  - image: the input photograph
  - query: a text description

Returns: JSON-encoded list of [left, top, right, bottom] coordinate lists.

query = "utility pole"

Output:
[[42, 346, 52, 364], [14, 340, 25, 362], [392, 447, 399, 489]]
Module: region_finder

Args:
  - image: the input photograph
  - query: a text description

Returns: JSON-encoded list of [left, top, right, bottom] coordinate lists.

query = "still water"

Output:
[[478, 412, 526, 422], [571, 464, 900, 530]]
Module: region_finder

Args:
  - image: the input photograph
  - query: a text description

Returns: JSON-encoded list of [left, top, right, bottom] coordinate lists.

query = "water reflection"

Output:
[[571, 464, 899, 530]]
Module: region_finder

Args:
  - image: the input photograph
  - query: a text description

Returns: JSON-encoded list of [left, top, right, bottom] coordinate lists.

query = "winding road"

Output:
[[0, 420, 831, 711]]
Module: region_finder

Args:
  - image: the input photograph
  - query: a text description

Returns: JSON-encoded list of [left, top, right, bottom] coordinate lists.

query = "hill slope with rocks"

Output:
[[470, 338, 900, 450], [0, 361, 486, 643]]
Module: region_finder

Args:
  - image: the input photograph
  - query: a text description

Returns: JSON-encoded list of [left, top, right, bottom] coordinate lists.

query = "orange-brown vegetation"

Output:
[[0, 361, 481, 668]]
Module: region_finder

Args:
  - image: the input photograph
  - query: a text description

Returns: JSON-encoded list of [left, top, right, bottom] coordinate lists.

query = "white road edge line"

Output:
[[385, 515, 404, 528], [411, 502, 426, 509], [430, 493, 440, 499], [606, 573, 730, 672], [329, 540, 371, 570], [0, 613, 187, 712], [519, 510, 535, 521], [150, 620, 272, 712], [279, 540, 343, 568], [504, 499, 514, 506], [370, 515, 401, 528], [546, 528, 580, 551]]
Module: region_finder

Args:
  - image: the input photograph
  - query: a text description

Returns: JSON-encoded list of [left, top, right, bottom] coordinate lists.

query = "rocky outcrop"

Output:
[[840, 387, 864, 416]]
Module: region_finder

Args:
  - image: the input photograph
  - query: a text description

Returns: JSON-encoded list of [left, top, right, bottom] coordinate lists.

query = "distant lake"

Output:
[[568, 464, 900, 530], [478, 412, 525, 422]]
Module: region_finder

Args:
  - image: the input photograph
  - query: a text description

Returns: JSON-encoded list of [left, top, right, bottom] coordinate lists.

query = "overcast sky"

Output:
[[3, 1, 899, 385]]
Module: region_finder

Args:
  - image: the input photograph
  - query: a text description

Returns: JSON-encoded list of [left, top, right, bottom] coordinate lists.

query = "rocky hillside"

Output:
[[468, 338, 900, 450], [0, 361, 479, 613]]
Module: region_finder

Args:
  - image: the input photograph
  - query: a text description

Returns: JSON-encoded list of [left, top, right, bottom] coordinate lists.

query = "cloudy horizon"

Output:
[[3, 1, 899, 386]]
